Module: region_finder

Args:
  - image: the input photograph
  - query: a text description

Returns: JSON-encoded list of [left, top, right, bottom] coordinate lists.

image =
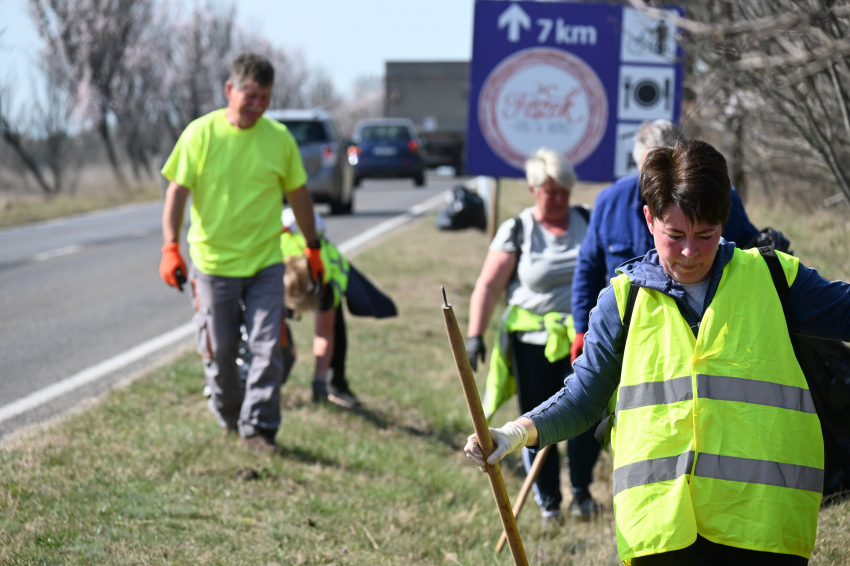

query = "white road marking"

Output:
[[338, 191, 448, 254], [0, 191, 448, 426], [33, 245, 83, 262], [0, 323, 195, 424]]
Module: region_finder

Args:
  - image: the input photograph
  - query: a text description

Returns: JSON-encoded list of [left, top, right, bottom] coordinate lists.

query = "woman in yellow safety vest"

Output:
[[464, 147, 597, 521], [465, 138, 850, 565]]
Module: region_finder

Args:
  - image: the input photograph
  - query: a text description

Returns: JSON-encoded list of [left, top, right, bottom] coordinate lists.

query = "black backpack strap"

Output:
[[571, 204, 591, 224], [595, 280, 640, 446], [510, 215, 523, 281], [622, 281, 640, 339], [758, 246, 791, 322]]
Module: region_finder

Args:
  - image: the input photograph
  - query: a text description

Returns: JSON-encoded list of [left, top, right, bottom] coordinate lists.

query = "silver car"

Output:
[[265, 108, 354, 215]]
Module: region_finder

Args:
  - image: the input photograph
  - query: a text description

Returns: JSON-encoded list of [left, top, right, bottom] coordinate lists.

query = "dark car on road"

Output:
[[348, 118, 426, 187], [265, 108, 354, 215]]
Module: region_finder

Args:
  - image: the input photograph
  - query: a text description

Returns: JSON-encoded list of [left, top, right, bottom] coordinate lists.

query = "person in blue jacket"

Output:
[[569, 120, 760, 363], [466, 138, 850, 565]]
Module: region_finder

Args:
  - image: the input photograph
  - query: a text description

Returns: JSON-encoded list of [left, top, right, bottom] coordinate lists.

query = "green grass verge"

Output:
[[0, 185, 162, 229], [1, 183, 847, 565]]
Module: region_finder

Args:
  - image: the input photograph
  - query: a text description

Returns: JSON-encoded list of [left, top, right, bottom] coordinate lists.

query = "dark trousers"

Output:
[[631, 535, 808, 566], [329, 305, 350, 392], [511, 337, 601, 511]]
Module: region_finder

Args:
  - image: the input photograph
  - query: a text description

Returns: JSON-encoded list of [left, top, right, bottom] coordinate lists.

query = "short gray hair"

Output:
[[525, 148, 575, 192], [632, 119, 682, 168], [229, 52, 275, 90]]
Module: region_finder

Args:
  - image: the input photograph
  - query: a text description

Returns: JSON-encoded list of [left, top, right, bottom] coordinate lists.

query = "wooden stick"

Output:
[[441, 287, 529, 566], [496, 444, 554, 554]]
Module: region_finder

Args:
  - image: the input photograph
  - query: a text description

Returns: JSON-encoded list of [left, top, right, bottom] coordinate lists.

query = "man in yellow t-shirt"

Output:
[[159, 52, 324, 451]]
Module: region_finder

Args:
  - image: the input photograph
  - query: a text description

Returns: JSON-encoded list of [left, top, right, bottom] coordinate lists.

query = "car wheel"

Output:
[[414, 173, 426, 187], [353, 175, 362, 188], [330, 193, 354, 215]]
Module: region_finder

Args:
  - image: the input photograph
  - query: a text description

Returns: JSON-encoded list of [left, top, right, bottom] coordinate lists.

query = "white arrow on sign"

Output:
[[498, 3, 531, 43]]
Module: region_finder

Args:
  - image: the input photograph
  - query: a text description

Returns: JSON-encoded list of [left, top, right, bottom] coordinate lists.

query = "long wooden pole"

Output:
[[441, 287, 528, 566], [496, 444, 554, 554], [487, 178, 501, 242]]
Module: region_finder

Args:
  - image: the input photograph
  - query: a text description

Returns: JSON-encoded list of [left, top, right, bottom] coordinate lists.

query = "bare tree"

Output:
[[30, 56, 82, 195], [29, 0, 156, 187], [333, 75, 384, 137], [631, 0, 850, 208], [304, 68, 340, 110], [0, 81, 54, 194], [163, 2, 235, 137]]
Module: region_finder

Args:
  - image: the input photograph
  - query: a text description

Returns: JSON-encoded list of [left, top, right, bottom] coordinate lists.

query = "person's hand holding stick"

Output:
[[441, 287, 529, 566]]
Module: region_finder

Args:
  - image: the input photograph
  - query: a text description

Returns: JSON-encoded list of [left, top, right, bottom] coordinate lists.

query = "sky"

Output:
[[0, 0, 476, 101]]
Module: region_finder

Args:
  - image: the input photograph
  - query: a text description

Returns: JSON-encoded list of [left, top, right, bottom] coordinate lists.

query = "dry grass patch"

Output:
[[0, 180, 846, 565]]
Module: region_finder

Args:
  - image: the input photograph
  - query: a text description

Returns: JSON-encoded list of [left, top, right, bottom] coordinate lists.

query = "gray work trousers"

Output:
[[191, 263, 284, 438]]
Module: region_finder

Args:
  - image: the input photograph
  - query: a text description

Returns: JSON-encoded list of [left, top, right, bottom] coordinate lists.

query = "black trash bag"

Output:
[[745, 231, 850, 501], [793, 336, 850, 500], [435, 186, 486, 231], [744, 227, 791, 254]]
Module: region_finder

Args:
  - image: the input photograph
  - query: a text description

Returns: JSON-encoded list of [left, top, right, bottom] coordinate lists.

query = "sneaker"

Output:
[[312, 380, 329, 403], [327, 385, 361, 409], [241, 429, 278, 453], [569, 492, 601, 520], [541, 507, 563, 525]]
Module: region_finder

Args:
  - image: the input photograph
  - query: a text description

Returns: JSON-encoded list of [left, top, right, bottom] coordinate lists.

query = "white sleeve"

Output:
[[489, 217, 520, 253]]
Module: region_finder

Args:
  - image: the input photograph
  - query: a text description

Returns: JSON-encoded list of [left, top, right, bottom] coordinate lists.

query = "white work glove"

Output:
[[464, 420, 529, 470]]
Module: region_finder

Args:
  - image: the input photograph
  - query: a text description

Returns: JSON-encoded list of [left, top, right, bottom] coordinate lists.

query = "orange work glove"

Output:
[[570, 332, 585, 366], [304, 241, 325, 296], [160, 243, 188, 291]]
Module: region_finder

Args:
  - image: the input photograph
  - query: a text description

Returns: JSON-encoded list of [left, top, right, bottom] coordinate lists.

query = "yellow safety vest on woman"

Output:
[[482, 305, 575, 420], [609, 247, 823, 562]]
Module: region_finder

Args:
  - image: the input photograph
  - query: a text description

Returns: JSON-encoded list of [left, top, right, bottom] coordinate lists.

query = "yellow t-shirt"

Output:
[[161, 109, 307, 277]]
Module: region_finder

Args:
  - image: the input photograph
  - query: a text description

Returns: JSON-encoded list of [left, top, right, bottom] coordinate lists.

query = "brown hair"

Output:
[[230, 52, 275, 89], [284, 256, 317, 318], [640, 138, 731, 226]]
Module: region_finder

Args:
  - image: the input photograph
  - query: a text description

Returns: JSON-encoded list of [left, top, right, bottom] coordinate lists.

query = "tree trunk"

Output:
[[98, 116, 127, 188]]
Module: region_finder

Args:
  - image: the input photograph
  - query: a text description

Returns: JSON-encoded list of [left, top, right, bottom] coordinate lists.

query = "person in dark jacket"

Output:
[[570, 120, 759, 363], [465, 138, 850, 565]]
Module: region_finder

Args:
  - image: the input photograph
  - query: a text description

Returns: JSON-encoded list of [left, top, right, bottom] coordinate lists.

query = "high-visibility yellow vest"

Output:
[[610, 248, 823, 562], [482, 305, 575, 420], [281, 232, 350, 309]]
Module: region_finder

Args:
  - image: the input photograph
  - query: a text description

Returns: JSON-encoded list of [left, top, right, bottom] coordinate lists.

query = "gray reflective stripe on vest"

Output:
[[697, 374, 816, 414], [694, 453, 824, 493], [616, 376, 692, 414], [613, 451, 695, 496]]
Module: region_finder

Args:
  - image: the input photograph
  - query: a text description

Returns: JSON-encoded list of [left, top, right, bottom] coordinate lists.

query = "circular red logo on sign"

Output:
[[479, 48, 608, 169]]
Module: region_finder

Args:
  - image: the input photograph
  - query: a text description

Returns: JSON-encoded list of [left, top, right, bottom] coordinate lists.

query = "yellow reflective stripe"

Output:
[[613, 451, 695, 497], [697, 374, 816, 414], [616, 376, 692, 414], [694, 453, 823, 493]]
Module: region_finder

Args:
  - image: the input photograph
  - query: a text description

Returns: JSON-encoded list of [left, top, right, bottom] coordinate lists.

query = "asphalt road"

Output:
[[0, 173, 460, 439]]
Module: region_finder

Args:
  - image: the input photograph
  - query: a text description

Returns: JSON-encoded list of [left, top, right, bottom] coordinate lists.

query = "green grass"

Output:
[[0, 182, 847, 565]]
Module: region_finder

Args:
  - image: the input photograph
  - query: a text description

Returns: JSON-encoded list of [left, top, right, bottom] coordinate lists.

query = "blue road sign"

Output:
[[466, 1, 684, 181]]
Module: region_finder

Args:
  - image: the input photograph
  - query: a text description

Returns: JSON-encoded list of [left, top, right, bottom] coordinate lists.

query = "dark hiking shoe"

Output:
[[327, 384, 361, 409], [312, 380, 329, 403], [541, 506, 563, 525], [569, 492, 601, 520]]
